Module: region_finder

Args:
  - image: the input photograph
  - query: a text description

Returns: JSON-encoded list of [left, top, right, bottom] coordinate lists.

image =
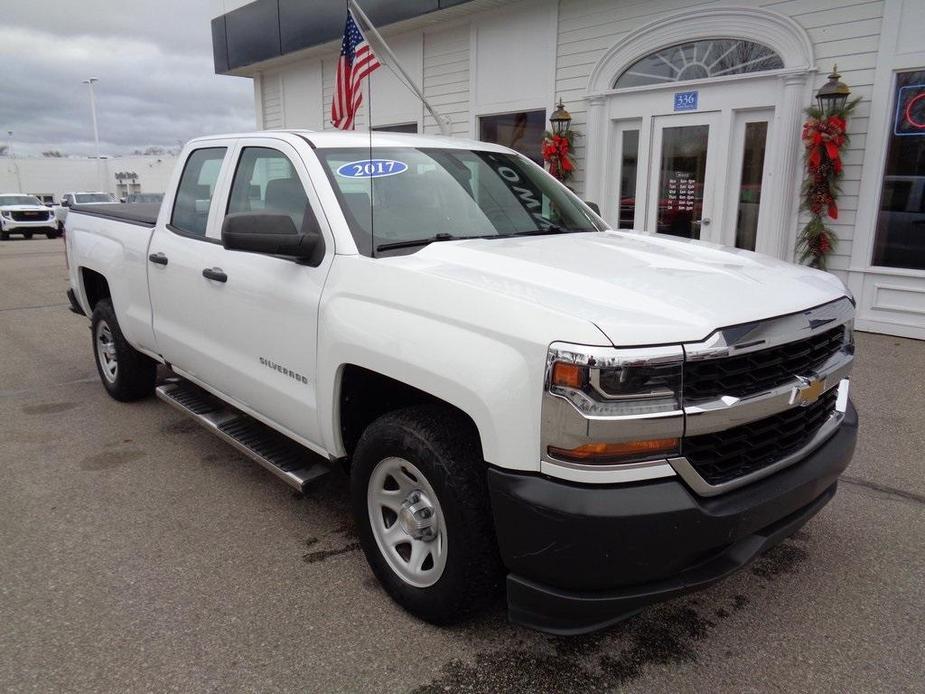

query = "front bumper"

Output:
[[1, 217, 57, 231], [487, 400, 858, 635]]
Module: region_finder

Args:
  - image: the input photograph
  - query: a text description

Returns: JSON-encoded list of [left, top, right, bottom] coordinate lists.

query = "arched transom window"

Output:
[[613, 39, 784, 89]]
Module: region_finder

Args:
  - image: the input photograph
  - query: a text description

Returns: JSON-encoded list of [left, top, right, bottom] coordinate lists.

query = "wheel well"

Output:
[[80, 268, 110, 310], [338, 365, 482, 460]]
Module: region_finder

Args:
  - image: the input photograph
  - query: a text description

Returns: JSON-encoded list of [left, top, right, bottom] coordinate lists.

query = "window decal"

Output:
[[336, 159, 408, 178]]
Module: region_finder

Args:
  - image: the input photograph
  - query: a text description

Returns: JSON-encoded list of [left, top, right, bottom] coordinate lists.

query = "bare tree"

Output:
[[42, 150, 64, 158]]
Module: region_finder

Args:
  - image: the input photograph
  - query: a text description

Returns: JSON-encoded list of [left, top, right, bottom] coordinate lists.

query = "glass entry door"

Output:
[[647, 112, 721, 240]]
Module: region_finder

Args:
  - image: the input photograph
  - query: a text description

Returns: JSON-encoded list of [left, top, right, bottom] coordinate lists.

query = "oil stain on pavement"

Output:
[[413, 538, 809, 693], [80, 448, 146, 471], [22, 401, 77, 415]]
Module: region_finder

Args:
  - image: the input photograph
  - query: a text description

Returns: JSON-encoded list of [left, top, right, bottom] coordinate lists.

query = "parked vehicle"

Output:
[[54, 192, 116, 232], [0, 194, 60, 239], [65, 131, 858, 634], [124, 192, 165, 204]]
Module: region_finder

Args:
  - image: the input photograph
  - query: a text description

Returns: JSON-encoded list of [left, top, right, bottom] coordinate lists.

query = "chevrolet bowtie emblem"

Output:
[[790, 375, 825, 406]]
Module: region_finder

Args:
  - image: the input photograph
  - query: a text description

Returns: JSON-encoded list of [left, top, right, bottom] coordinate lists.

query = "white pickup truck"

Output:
[[65, 131, 858, 634]]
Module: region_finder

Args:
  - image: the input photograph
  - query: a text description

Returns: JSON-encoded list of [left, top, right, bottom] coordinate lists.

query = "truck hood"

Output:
[[403, 231, 848, 346]]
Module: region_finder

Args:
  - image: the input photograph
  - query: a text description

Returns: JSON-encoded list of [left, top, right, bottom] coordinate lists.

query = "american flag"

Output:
[[331, 10, 381, 130]]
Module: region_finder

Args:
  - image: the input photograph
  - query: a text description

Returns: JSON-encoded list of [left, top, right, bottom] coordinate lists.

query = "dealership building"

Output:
[[210, 0, 925, 339]]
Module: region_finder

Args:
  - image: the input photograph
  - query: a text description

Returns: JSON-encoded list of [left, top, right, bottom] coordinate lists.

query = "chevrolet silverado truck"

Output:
[[65, 131, 858, 634], [0, 194, 60, 239]]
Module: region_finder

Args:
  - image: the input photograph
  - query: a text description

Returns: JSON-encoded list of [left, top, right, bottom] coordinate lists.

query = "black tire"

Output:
[[45, 230, 56, 239], [0, 231, 8, 241], [90, 298, 157, 401], [23, 232, 33, 240], [351, 405, 503, 625]]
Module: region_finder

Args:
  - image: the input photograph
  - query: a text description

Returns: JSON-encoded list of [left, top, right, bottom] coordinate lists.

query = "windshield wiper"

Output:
[[376, 233, 463, 253]]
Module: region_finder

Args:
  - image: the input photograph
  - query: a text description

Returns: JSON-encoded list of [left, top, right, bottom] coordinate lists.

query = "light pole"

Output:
[[83, 77, 104, 191], [6, 130, 22, 193]]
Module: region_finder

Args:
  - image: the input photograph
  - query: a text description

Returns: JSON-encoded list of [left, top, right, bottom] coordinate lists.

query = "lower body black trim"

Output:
[[66, 288, 85, 316]]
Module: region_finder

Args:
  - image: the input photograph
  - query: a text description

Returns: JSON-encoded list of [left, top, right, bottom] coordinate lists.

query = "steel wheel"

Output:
[[95, 320, 118, 383], [367, 456, 448, 588]]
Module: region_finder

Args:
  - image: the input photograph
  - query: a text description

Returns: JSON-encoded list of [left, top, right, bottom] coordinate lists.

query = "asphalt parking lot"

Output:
[[1, 237, 923, 693]]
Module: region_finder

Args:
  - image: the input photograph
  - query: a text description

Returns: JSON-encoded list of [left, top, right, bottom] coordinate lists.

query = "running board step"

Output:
[[156, 379, 329, 491]]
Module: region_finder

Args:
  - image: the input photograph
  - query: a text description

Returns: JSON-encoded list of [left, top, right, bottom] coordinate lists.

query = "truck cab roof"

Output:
[[187, 130, 515, 154]]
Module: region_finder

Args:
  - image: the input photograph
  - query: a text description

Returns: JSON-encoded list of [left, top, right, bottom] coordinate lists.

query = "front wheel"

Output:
[[23, 232, 33, 240], [91, 298, 157, 401], [351, 406, 502, 625], [0, 231, 8, 241]]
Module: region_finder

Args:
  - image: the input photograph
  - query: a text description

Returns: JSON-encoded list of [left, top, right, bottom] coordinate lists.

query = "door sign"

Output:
[[673, 91, 698, 112]]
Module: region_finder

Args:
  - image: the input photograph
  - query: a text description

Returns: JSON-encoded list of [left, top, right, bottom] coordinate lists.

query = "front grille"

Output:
[[11, 210, 51, 222], [682, 388, 838, 486], [684, 326, 845, 401]]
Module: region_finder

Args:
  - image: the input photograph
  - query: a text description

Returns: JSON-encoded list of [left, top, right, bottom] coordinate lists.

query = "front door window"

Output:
[[734, 121, 769, 251], [656, 124, 709, 238]]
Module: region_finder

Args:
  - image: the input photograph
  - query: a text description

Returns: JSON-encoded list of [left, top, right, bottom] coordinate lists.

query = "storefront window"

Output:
[[872, 70, 925, 270], [479, 110, 546, 165]]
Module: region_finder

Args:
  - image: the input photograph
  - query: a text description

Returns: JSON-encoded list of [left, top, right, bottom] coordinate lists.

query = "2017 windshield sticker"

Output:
[[336, 159, 408, 178]]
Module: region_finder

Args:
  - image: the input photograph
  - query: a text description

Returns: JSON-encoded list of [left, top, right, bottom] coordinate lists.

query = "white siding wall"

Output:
[[555, 0, 885, 271], [423, 25, 471, 135], [261, 73, 284, 129]]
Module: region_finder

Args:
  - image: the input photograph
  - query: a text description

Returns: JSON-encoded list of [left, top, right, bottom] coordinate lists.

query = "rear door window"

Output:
[[170, 147, 227, 237]]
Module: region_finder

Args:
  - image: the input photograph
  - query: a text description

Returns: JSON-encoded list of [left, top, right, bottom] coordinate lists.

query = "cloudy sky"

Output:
[[0, 0, 255, 157]]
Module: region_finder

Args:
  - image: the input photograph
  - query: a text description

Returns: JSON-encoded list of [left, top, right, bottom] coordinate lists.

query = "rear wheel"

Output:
[[351, 406, 502, 624], [90, 298, 157, 401], [45, 230, 56, 239]]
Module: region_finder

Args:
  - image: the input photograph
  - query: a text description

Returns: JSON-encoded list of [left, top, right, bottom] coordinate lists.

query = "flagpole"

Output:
[[348, 0, 452, 137]]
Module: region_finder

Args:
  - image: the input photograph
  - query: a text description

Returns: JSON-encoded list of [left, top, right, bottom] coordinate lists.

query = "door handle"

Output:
[[701, 218, 712, 226], [202, 267, 227, 283], [148, 252, 168, 265]]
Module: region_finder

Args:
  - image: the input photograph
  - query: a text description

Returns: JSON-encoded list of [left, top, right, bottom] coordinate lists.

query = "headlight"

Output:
[[546, 344, 682, 416], [0, 210, 11, 219], [544, 344, 683, 465]]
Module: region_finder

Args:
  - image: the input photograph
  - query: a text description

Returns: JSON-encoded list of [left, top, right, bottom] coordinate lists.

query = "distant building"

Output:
[[0, 155, 177, 201], [210, 0, 925, 339]]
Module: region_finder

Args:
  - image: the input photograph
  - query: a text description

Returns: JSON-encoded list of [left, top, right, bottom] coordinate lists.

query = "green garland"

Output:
[[795, 98, 860, 270]]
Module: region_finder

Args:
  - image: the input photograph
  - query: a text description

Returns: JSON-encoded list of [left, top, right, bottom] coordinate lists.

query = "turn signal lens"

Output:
[[548, 437, 679, 464], [551, 362, 585, 389]]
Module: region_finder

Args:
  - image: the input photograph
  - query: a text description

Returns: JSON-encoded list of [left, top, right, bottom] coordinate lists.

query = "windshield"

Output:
[[316, 147, 606, 255], [0, 195, 43, 206], [75, 193, 114, 204]]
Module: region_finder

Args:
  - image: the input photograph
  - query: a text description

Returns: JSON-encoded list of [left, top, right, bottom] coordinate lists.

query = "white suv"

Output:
[[0, 194, 59, 240]]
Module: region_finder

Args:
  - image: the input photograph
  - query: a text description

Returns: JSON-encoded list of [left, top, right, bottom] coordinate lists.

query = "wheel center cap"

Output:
[[398, 492, 437, 541]]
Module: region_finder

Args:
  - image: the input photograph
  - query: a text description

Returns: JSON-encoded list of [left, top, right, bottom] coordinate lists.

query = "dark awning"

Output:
[[212, 0, 474, 74]]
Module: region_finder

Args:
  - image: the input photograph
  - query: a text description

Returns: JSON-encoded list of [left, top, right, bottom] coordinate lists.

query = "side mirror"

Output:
[[221, 212, 320, 259], [584, 200, 601, 215], [62, 200, 71, 208]]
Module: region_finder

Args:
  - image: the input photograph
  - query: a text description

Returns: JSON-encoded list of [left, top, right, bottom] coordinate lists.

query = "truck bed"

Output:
[[70, 202, 160, 227]]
